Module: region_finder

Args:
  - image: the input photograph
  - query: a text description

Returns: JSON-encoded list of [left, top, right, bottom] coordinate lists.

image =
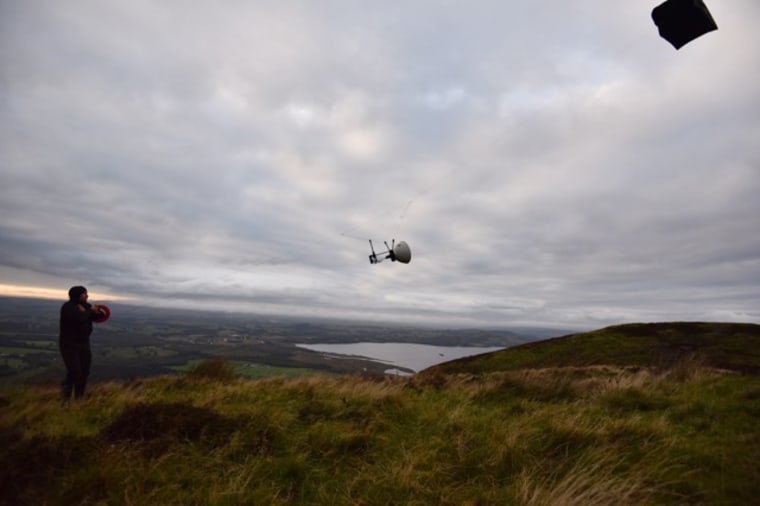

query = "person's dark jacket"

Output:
[[59, 300, 97, 346]]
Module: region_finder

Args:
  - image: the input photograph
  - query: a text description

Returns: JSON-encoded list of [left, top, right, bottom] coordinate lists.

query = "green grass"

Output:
[[170, 359, 317, 379], [102, 346, 179, 359], [429, 322, 760, 375], [0, 357, 27, 369], [14, 341, 58, 350], [235, 362, 321, 379], [1, 323, 759, 505], [2, 365, 759, 504], [0, 346, 56, 355]]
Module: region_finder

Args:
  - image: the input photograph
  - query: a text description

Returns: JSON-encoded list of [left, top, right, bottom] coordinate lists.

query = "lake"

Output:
[[296, 342, 504, 374]]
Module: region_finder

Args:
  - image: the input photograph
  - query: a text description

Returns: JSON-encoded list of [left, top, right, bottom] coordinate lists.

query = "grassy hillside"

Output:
[[425, 322, 760, 375], [1, 322, 759, 505]]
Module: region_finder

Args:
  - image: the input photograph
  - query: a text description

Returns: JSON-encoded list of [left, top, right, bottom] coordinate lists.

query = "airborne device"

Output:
[[652, 0, 717, 49], [369, 239, 411, 264]]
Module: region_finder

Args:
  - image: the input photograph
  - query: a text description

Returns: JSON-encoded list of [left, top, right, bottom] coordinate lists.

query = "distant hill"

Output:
[[424, 322, 760, 375]]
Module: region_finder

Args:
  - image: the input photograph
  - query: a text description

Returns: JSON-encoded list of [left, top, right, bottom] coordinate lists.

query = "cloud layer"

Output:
[[2, 1, 759, 328]]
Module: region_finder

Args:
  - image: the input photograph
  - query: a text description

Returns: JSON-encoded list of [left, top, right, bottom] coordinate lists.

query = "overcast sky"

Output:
[[1, 1, 758, 329]]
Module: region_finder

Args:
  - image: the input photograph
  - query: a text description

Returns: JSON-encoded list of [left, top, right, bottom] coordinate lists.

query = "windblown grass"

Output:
[[2, 356, 758, 505]]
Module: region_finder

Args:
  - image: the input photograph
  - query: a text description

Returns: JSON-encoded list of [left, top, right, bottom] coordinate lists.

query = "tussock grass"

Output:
[[514, 449, 670, 506], [1, 360, 759, 504]]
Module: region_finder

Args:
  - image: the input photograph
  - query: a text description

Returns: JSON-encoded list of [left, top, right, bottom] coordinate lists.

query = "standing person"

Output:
[[59, 285, 104, 401]]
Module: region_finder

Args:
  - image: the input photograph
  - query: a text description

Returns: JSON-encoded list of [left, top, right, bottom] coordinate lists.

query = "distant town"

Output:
[[0, 296, 568, 384]]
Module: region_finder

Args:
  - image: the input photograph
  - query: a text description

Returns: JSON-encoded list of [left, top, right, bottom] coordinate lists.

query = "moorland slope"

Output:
[[424, 321, 760, 375], [1, 322, 758, 505]]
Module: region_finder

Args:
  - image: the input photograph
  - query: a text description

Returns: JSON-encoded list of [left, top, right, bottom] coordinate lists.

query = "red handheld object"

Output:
[[93, 304, 111, 323]]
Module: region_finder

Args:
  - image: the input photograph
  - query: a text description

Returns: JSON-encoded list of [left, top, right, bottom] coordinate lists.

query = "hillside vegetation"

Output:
[[426, 322, 760, 375], [1, 322, 759, 505]]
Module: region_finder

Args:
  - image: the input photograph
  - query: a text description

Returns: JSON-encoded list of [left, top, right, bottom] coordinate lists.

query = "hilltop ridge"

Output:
[[424, 321, 760, 375]]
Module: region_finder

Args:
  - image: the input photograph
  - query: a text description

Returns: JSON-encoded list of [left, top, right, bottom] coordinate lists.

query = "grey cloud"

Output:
[[1, 1, 758, 328]]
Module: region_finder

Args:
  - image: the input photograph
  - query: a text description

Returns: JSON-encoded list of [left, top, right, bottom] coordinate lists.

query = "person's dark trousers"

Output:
[[60, 343, 92, 401]]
